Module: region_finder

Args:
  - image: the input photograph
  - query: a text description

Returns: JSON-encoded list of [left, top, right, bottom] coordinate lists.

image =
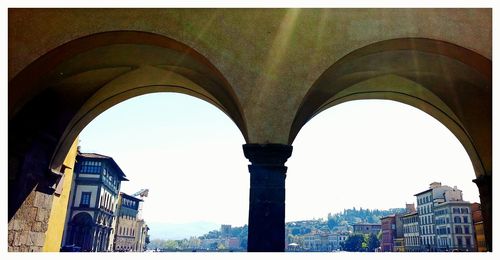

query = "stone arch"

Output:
[[66, 212, 94, 251], [289, 37, 491, 250], [8, 31, 247, 220], [290, 37, 491, 178]]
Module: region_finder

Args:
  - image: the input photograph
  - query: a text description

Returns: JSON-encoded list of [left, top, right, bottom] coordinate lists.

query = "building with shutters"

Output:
[[62, 152, 128, 251]]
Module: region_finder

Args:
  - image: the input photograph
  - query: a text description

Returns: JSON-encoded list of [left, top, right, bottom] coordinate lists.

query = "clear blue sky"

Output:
[[79, 93, 479, 226]]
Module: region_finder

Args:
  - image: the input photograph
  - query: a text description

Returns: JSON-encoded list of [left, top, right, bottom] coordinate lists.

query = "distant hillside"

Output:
[[147, 221, 220, 240], [148, 208, 406, 240], [328, 207, 406, 226], [286, 207, 406, 236]]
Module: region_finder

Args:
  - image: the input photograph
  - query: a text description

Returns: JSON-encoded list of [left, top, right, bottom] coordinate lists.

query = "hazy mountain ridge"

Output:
[[148, 221, 220, 240]]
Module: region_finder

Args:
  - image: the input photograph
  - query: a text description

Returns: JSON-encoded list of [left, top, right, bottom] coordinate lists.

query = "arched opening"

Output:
[[74, 92, 249, 251], [8, 31, 249, 251], [288, 99, 479, 217], [289, 38, 491, 251], [65, 212, 94, 251], [286, 100, 480, 250]]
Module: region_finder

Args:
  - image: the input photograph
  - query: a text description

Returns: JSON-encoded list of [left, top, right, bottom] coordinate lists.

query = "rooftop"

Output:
[[414, 188, 432, 197], [77, 152, 128, 181], [120, 192, 144, 202], [78, 152, 112, 159]]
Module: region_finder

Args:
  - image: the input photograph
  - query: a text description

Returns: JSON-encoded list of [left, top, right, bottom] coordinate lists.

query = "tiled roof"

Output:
[[79, 152, 112, 159]]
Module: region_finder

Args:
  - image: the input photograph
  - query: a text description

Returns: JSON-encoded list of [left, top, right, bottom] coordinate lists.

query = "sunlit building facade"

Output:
[[380, 215, 396, 252], [62, 153, 128, 251], [434, 201, 474, 251], [352, 223, 381, 236], [402, 211, 420, 252], [114, 193, 143, 252]]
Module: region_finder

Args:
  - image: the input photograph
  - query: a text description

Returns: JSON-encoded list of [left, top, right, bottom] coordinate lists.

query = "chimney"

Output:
[[429, 182, 442, 189], [405, 203, 416, 213]]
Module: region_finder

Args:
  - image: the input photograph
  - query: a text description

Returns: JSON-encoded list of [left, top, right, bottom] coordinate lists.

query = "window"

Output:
[[79, 160, 102, 174], [463, 216, 468, 223], [454, 216, 461, 223], [81, 192, 91, 207], [464, 226, 470, 234], [465, 237, 471, 247], [455, 226, 463, 234]]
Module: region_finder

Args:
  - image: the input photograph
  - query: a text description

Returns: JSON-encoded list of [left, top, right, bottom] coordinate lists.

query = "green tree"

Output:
[[217, 242, 226, 251], [361, 234, 369, 251], [188, 236, 201, 249], [178, 238, 189, 249], [164, 240, 179, 250], [240, 237, 248, 249], [148, 238, 165, 250], [367, 233, 380, 252], [341, 234, 364, 252]]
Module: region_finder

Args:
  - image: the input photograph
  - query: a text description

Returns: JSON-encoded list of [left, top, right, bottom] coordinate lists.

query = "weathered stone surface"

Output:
[[9, 219, 22, 231], [31, 222, 43, 232], [29, 246, 42, 252], [29, 231, 46, 247], [8, 231, 15, 245], [12, 232, 20, 246], [17, 231, 30, 246], [9, 189, 53, 250], [19, 207, 38, 223], [34, 192, 52, 209], [36, 208, 49, 222]]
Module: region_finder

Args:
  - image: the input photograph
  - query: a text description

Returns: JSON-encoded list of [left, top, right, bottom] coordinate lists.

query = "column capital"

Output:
[[472, 174, 492, 187], [472, 173, 492, 252], [243, 143, 293, 165]]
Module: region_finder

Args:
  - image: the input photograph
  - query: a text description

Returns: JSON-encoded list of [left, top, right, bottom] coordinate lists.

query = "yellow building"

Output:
[[393, 238, 405, 252], [474, 222, 487, 252], [42, 139, 79, 252]]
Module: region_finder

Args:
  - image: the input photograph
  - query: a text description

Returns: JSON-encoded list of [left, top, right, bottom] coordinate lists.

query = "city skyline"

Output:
[[79, 93, 480, 226]]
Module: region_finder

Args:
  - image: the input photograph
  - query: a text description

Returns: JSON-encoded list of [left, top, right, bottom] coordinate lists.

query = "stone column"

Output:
[[103, 228, 110, 252], [473, 174, 492, 251], [243, 143, 293, 252], [90, 226, 98, 252]]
